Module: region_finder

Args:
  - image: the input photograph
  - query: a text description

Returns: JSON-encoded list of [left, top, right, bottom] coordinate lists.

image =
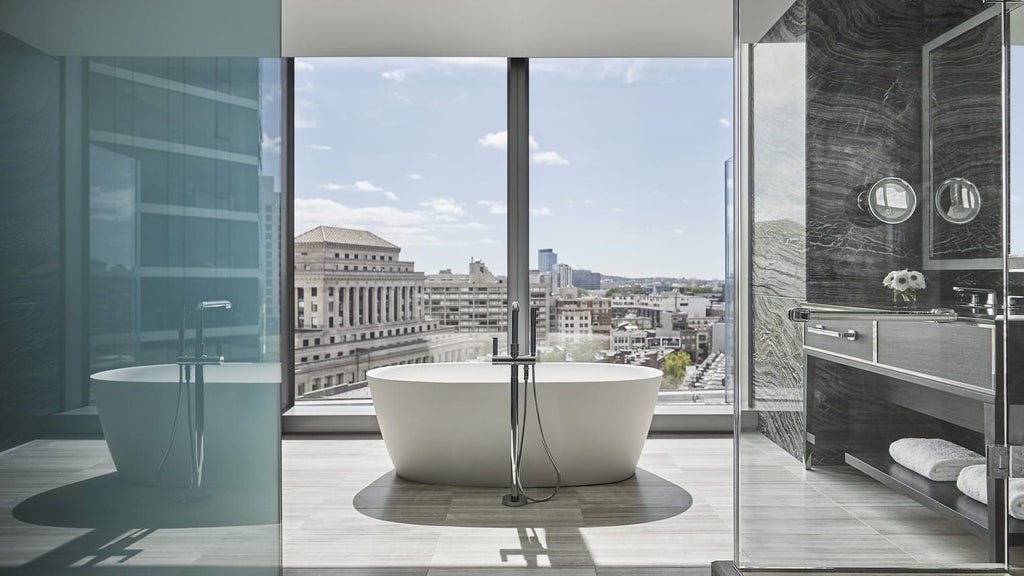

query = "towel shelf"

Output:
[[845, 451, 1024, 544]]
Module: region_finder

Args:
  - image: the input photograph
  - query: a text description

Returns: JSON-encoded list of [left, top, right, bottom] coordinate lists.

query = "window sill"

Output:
[[282, 403, 739, 435]]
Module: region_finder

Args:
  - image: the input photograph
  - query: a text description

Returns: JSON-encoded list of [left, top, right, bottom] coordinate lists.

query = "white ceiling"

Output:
[[281, 0, 734, 57]]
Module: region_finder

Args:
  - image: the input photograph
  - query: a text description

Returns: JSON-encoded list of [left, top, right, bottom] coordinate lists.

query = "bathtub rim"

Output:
[[367, 361, 663, 385], [90, 362, 282, 385]]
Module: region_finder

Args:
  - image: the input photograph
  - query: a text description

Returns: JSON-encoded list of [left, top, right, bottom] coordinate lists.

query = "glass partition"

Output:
[[0, 4, 283, 573], [736, 0, 1013, 570]]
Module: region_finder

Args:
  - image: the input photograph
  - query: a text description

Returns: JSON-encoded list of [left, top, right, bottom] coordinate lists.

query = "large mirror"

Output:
[[922, 5, 1002, 269]]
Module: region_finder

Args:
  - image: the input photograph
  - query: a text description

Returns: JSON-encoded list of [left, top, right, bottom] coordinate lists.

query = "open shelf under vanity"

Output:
[[844, 451, 1024, 544]]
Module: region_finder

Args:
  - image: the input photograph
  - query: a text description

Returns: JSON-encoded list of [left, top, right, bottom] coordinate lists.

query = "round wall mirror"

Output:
[[934, 177, 981, 224], [857, 177, 917, 224]]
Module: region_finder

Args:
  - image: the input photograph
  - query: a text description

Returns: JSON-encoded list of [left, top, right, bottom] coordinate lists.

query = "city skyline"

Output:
[[292, 57, 732, 279]]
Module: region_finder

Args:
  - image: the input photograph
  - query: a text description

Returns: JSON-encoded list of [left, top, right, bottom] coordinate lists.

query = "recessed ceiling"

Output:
[[0, 0, 815, 58], [282, 0, 735, 58]]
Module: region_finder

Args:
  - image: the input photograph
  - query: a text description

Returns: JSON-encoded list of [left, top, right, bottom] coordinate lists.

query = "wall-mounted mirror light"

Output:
[[934, 177, 981, 224], [858, 177, 917, 224]]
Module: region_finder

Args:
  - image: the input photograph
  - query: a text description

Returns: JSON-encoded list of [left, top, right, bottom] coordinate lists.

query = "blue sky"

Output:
[[292, 58, 732, 278]]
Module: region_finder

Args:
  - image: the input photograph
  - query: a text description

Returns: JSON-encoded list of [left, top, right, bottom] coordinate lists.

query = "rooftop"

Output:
[[295, 226, 399, 250]]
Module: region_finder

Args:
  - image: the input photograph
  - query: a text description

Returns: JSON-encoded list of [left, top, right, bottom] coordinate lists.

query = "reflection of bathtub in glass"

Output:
[[368, 362, 662, 487], [91, 363, 280, 487]]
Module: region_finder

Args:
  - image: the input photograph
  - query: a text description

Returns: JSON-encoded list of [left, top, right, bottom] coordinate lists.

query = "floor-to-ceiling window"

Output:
[[290, 57, 734, 410], [290, 57, 505, 403], [529, 58, 733, 406]]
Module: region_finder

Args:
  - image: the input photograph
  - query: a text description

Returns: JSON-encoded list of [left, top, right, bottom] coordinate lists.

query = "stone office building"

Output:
[[293, 226, 476, 397]]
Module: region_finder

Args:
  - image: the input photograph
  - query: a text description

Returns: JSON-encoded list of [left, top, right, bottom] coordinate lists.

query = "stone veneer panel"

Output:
[[748, 0, 806, 460]]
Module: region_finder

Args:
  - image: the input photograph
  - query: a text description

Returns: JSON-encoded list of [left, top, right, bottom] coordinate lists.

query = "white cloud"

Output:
[[530, 206, 553, 217], [306, 144, 332, 151], [531, 151, 569, 166], [352, 180, 384, 192], [420, 197, 465, 216], [479, 238, 497, 244], [261, 133, 281, 154], [318, 180, 397, 201], [673, 228, 684, 234], [393, 92, 411, 103], [719, 117, 732, 128], [294, 198, 477, 249], [382, 69, 408, 82], [295, 198, 427, 232], [613, 207, 625, 213], [477, 131, 539, 151], [295, 60, 315, 71], [407, 173, 424, 181], [478, 131, 507, 150], [478, 200, 507, 215]]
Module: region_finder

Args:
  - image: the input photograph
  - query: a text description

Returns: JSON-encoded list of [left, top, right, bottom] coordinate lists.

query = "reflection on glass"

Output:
[[934, 177, 981, 224], [858, 176, 916, 224]]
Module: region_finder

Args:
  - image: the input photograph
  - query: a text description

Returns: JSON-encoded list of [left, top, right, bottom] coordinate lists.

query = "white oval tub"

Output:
[[367, 362, 662, 487], [91, 363, 280, 487]]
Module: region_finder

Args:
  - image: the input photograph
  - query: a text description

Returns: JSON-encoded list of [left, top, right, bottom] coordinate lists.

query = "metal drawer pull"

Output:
[[808, 324, 858, 341]]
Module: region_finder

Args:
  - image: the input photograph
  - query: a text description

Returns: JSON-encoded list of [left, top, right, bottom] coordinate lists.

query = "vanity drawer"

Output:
[[876, 321, 995, 393], [803, 320, 874, 361]]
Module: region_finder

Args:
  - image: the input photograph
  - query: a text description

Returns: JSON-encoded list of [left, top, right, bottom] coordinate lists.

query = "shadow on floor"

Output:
[[353, 467, 693, 528], [12, 472, 277, 529]]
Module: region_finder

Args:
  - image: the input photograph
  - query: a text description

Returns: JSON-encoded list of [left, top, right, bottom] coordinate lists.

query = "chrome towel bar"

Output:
[[808, 324, 858, 341], [787, 307, 958, 323]]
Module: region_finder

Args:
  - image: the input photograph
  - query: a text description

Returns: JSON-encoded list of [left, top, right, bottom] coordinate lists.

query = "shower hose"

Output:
[[513, 364, 562, 502], [157, 364, 198, 488]]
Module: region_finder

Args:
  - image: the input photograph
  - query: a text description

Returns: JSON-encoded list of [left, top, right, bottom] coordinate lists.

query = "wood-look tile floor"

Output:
[[0, 433, 1014, 576]]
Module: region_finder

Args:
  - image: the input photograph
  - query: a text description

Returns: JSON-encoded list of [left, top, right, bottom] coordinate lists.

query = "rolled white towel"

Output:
[[956, 464, 988, 503], [888, 438, 984, 481], [957, 464, 1024, 521]]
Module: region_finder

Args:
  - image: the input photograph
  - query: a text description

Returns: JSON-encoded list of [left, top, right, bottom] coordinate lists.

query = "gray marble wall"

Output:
[[749, 0, 998, 460], [0, 32, 64, 452]]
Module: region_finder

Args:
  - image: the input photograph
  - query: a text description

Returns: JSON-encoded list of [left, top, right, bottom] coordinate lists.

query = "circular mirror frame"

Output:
[[858, 176, 918, 224], [934, 177, 981, 225]]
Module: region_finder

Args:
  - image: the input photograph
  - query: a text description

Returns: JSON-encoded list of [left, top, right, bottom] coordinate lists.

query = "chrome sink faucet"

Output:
[[952, 286, 997, 310]]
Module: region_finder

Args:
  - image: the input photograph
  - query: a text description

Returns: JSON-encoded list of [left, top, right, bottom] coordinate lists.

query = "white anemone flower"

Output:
[[892, 269, 911, 292], [907, 270, 926, 291], [882, 270, 896, 289]]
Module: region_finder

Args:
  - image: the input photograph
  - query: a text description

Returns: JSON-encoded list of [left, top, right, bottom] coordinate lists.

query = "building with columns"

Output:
[[293, 226, 476, 397]]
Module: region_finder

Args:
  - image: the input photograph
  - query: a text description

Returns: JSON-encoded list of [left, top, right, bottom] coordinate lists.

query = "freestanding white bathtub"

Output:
[[91, 363, 280, 488], [367, 362, 662, 487]]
